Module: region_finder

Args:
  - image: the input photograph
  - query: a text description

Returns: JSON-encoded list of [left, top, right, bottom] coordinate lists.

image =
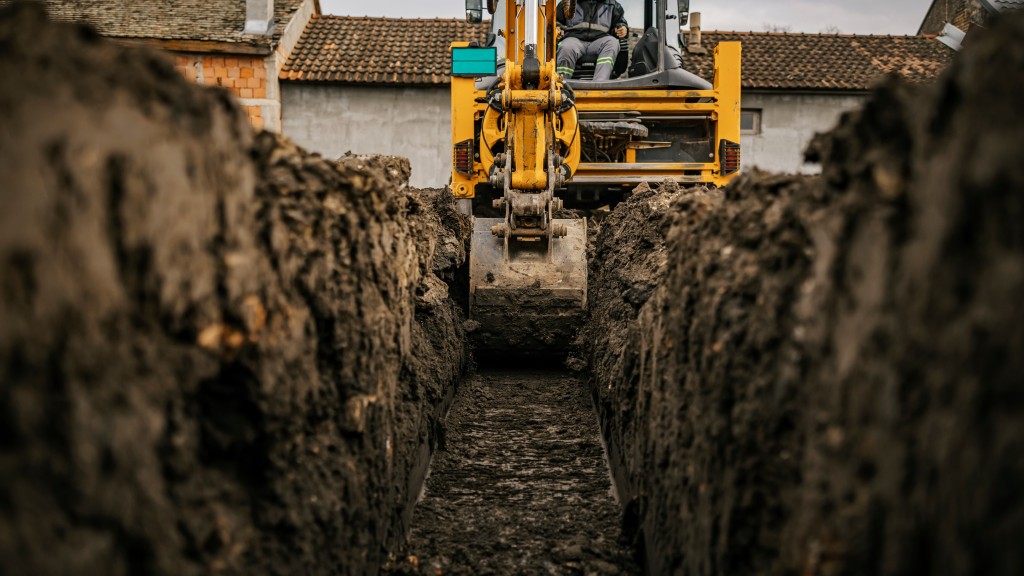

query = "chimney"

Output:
[[244, 0, 274, 35], [687, 12, 707, 54]]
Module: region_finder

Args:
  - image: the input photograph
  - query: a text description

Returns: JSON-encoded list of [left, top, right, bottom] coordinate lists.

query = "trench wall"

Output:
[[0, 5, 468, 575], [585, 13, 1024, 576]]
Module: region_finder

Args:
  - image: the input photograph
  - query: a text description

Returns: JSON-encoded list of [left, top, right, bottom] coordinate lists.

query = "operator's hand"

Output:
[[614, 25, 628, 38]]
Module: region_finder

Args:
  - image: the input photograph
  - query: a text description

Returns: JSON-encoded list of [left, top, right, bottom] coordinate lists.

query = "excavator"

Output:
[[450, 0, 741, 354]]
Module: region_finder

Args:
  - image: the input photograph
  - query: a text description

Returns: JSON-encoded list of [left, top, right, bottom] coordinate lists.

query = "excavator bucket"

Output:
[[469, 217, 588, 355]]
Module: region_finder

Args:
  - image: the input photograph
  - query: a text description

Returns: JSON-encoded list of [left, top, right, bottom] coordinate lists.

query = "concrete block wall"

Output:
[[280, 83, 866, 182], [740, 92, 867, 174], [281, 84, 453, 189]]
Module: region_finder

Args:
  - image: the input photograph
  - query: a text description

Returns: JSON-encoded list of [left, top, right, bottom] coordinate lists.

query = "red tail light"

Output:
[[453, 139, 475, 175], [720, 139, 741, 176]]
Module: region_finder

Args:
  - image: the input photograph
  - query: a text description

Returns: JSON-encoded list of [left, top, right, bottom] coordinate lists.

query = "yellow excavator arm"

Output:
[[456, 0, 580, 240], [450, 0, 741, 355]]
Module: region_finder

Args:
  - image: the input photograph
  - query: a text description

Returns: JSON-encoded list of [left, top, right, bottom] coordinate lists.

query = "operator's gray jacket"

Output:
[[557, 0, 627, 42]]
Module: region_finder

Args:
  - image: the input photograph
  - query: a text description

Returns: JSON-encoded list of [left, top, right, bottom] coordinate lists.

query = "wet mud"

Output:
[[0, 4, 469, 575], [584, 12, 1024, 576], [385, 370, 639, 576]]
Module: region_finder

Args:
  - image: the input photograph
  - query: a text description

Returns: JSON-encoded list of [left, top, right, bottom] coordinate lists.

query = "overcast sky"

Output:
[[319, 0, 936, 35]]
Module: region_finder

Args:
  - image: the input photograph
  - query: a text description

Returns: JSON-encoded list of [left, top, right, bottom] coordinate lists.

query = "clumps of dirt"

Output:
[[0, 4, 469, 575], [583, 173, 824, 574], [581, 180, 716, 372], [584, 11, 1024, 576], [384, 370, 639, 576]]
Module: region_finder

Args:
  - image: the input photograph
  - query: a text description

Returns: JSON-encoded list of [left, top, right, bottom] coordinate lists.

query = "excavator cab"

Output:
[[474, 1, 694, 80], [451, 0, 741, 355]]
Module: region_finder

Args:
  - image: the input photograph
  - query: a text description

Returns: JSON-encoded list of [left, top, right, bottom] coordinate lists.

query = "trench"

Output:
[[3, 5, 1024, 576], [385, 369, 640, 576]]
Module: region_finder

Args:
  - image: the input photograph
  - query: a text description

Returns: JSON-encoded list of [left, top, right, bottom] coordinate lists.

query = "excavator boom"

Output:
[[455, 0, 586, 356], [451, 0, 741, 356]]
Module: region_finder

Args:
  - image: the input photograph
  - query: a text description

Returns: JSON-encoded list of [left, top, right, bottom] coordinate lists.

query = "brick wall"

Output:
[[172, 53, 280, 131], [919, 0, 989, 34]]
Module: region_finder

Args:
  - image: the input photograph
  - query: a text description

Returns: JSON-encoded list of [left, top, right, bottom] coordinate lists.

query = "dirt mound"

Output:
[[583, 181, 717, 380], [583, 173, 824, 574], [0, 4, 468, 575], [585, 11, 1024, 576]]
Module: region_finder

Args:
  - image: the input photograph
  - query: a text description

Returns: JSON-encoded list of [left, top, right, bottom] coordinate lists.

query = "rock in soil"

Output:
[[383, 370, 640, 576], [0, 4, 469, 575], [584, 11, 1024, 576]]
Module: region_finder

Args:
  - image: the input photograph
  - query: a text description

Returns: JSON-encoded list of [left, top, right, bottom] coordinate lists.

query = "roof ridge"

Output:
[[702, 29, 928, 39], [24, 0, 309, 47]]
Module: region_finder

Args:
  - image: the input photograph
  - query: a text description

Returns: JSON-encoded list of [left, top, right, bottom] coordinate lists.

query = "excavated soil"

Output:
[[384, 370, 639, 576], [0, 4, 469, 575], [6, 3, 1024, 576], [585, 12, 1024, 576]]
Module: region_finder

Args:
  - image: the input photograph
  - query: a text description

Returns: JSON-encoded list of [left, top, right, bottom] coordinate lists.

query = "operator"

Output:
[[555, 0, 628, 81]]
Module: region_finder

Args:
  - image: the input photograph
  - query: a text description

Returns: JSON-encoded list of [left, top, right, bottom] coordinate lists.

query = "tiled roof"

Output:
[[682, 32, 954, 91], [281, 15, 489, 84], [0, 0, 308, 49], [280, 17, 951, 91]]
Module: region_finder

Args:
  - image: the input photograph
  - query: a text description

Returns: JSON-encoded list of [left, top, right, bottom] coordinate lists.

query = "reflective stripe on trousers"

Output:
[[556, 35, 619, 81]]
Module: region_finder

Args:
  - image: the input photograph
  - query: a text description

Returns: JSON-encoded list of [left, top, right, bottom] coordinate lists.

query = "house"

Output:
[[9, 0, 320, 130], [920, 0, 1024, 35], [920, 0, 989, 34], [679, 24, 953, 173], [280, 15, 951, 184], [280, 16, 488, 188]]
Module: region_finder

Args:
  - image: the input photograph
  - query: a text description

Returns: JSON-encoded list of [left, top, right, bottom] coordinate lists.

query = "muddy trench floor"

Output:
[[385, 370, 639, 576]]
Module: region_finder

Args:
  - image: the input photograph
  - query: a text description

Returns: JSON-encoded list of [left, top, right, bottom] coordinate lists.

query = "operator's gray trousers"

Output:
[[556, 35, 619, 81]]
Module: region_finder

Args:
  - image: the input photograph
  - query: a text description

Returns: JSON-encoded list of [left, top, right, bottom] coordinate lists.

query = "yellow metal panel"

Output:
[[452, 16, 743, 194], [580, 162, 711, 172], [480, 106, 503, 173], [555, 107, 581, 175], [712, 41, 743, 187], [450, 41, 482, 199], [573, 91, 719, 114], [574, 162, 715, 185], [570, 174, 709, 185], [510, 102, 550, 190], [574, 89, 709, 99]]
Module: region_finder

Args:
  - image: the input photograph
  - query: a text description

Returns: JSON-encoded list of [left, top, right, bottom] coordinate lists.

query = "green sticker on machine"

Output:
[[452, 46, 498, 77]]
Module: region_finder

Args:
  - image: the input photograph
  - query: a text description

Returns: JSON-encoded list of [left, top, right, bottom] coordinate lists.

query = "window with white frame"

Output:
[[741, 109, 762, 135]]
